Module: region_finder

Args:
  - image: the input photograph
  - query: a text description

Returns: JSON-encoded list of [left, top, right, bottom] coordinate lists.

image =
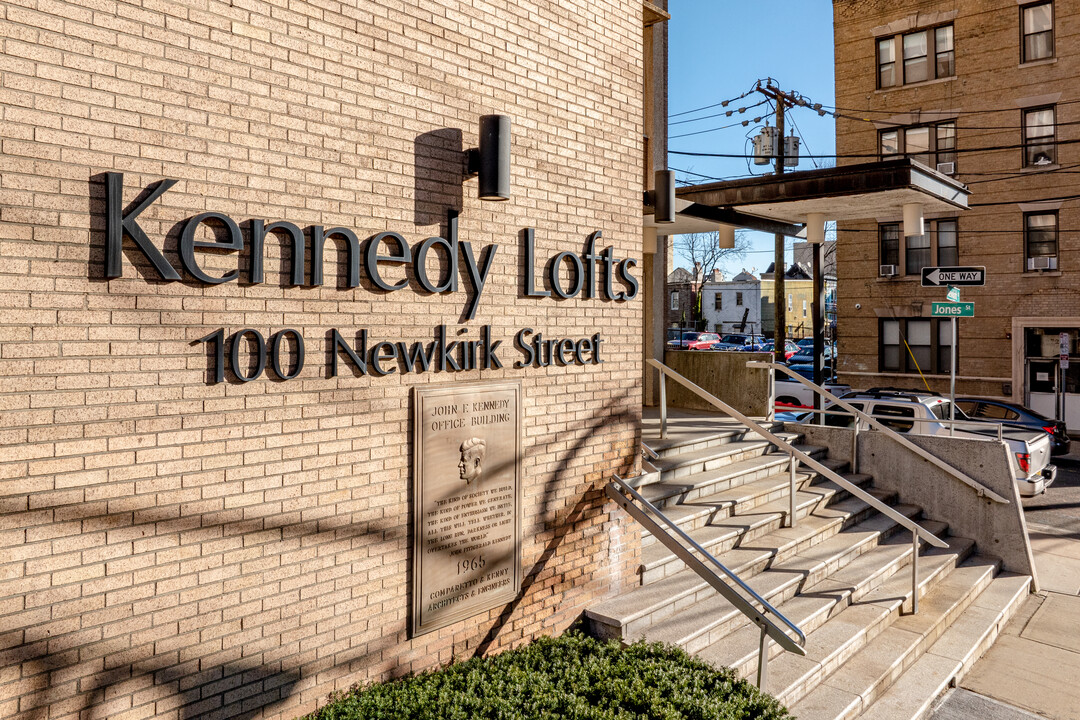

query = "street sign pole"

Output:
[[949, 317, 956, 437]]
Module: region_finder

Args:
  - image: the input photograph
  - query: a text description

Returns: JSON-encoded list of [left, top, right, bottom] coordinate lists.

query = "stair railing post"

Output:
[[910, 530, 920, 615], [788, 450, 797, 528], [659, 368, 668, 440], [851, 423, 859, 474], [756, 624, 769, 690]]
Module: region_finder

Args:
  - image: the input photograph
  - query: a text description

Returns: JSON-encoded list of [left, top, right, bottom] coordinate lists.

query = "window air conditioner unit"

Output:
[[879, 264, 898, 277], [936, 161, 956, 175], [1027, 256, 1057, 270]]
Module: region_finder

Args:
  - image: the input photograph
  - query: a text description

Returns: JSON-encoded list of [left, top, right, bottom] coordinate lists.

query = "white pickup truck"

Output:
[[813, 388, 1056, 496]]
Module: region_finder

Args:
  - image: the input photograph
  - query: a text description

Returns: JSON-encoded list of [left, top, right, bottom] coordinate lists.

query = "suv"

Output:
[[712, 333, 765, 351], [686, 332, 721, 350], [818, 388, 1057, 496]]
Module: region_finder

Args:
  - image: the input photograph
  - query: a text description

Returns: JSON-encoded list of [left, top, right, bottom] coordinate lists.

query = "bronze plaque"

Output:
[[412, 381, 522, 636]]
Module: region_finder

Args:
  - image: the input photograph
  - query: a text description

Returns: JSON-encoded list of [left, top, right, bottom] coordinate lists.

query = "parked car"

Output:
[[712, 333, 765, 351], [754, 339, 799, 359], [773, 368, 850, 411], [795, 337, 815, 352], [667, 331, 703, 349], [685, 332, 721, 350], [807, 388, 1057, 496], [954, 397, 1071, 456], [787, 346, 836, 366]]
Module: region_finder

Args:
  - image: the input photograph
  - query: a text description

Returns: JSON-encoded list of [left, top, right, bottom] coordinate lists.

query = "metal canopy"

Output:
[[665, 159, 970, 236]]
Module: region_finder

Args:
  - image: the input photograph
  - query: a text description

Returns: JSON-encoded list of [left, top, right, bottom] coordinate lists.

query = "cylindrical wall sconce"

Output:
[[903, 203, 924, 237], [476, 114, 511, 201], [806, 213, 826, 243], [653, 170, 676, 224], [718, 224, 736, 249]]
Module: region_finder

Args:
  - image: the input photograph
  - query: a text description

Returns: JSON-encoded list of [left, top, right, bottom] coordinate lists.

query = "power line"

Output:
[[669, 88, 755, 119], [671, 113, 767, 139], [670, 136, 1080, 159], [824, 98, 1080, 117], [670, 99, 769, 126]]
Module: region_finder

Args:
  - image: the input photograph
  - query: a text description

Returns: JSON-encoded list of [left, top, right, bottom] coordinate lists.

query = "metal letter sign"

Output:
[[931, 301, 974, 317], [921, 266, 986, 287]]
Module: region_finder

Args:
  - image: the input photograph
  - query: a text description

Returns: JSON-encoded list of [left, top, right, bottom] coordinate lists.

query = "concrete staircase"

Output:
[[590, 415, 1031, 720]]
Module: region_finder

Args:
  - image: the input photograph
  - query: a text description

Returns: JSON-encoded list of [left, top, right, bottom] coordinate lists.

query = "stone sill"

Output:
[[1019, 57, 1057, 69], [875, 75, 957, 95]]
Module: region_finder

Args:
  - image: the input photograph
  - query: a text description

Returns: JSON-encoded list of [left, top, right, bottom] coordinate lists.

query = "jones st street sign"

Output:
[[931, 302, 975, 317], [921, 266, 986, 287]]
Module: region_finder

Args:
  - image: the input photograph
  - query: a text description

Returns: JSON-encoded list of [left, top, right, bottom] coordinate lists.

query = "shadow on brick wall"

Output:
[[413, 129, 463, 228]]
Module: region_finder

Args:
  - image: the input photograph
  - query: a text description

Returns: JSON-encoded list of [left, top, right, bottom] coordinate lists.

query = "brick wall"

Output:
[[0, 2, 645, 718], [834, 0, 1080, 397]]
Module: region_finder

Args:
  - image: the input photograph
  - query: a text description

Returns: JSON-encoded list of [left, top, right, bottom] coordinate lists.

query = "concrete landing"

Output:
[[953, 591, 1080, 720]]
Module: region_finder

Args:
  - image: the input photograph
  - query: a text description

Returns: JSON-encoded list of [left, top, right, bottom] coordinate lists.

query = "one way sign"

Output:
[[920, 266, 986, 287]]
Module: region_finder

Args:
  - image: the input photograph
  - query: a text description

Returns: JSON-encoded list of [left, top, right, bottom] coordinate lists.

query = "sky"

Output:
[[667, 1, 837, 277]]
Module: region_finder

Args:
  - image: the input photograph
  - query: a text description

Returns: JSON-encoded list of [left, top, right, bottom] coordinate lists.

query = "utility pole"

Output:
[[756, 80, 790, 364]]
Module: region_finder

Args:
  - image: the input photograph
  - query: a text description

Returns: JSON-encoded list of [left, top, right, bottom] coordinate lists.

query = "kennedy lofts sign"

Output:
[[103, 173, 638, 383]]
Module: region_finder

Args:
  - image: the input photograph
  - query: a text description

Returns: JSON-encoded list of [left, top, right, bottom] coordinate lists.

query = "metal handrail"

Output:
[[757, 362, 1010, 504], [785, 407, 1004, 441], [607, 475, 804, 689], [648, 358, 949, 550]]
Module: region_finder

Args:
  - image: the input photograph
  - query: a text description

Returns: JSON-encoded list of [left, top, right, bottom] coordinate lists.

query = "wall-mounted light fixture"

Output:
[[903, 202, 924, 237], [718, 224, 736, 249], [646, 170, 676, 224], [806, 213, 826, 244], [465, 115, 511, 201]]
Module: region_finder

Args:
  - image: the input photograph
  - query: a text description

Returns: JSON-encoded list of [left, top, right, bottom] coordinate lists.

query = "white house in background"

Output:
[[701, 270, 763, 335]]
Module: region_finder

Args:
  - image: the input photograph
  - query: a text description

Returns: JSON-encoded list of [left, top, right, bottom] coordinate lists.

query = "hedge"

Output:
[[301, 631, 789, 720]]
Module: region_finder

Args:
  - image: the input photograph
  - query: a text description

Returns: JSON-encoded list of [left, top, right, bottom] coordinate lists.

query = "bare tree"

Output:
[[672, 230, 751, 281], [672, 230, 751, 328]]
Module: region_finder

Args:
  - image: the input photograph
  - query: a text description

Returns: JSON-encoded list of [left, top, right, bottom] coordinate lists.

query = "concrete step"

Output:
[[698, 526, 967, 683], [585, 498, 914, 642], [640, 480, 886, 585], [646, 422, 790, 460], [641, 461, 861, 547], [647, 434, 809, 484], [762, 544, 988, 709], [646, 514, 941, 655], [788, 570, 1031, 720], [638, 446, 836, 513]]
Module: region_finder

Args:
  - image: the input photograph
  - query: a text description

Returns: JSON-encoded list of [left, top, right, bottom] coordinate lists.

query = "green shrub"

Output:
[[302, 631, 789, 720]]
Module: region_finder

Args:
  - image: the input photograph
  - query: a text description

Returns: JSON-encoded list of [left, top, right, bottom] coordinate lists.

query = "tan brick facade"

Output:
[[834, 0, 1080, 398], [0, 2, 649, 718]]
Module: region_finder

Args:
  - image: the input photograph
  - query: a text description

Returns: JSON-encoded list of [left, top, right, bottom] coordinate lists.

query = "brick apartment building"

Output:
[[834, 0, 1080, 425], [0, 2, 671, 718]]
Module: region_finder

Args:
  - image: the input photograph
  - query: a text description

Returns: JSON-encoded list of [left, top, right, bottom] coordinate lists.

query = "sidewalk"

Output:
[[930, 521, 1080, 720]]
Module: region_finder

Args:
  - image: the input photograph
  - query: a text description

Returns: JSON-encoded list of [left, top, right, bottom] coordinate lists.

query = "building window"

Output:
[[935, 25, 955, 77], [787, 294, 793, 312], [878, 38, 896, 88], [880, 121, 956, 170], [937, 219, 958, 266], [736, 292, 744, 306], [906, 232, 931, 275], [903, 31, 928, 83], [883, 219, 959, 275], [880, 223, 900, 268], [1022, 2, 1053, 63], [802, 300, 807, 318], [714, 292, 722, 310], [1025, 211, 1058, 270], [878, 24, 954, 88], [1023, 106, 1055, 166], [881, 318, 956, 374], [670, 291, 678, 310]]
